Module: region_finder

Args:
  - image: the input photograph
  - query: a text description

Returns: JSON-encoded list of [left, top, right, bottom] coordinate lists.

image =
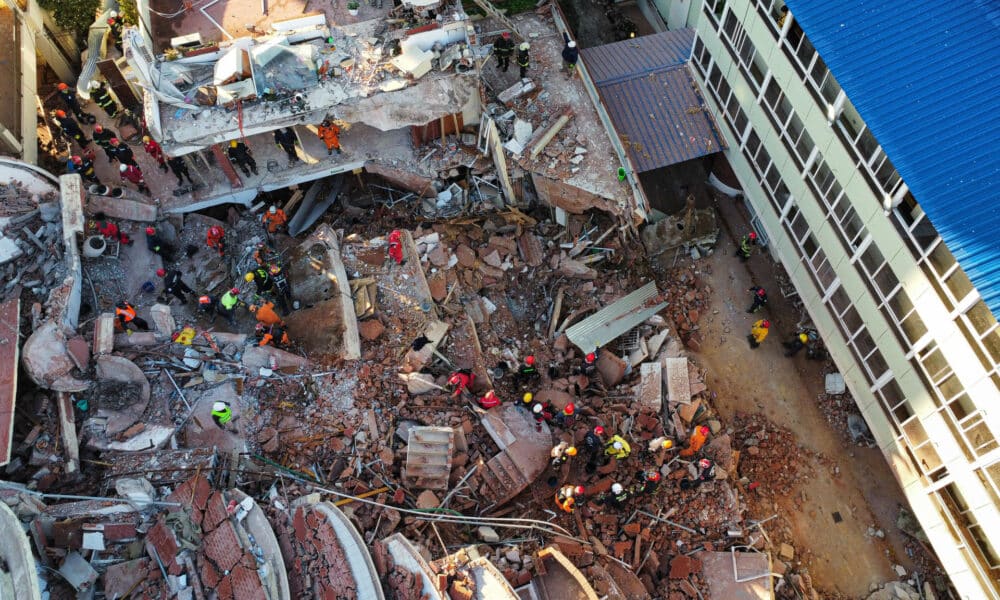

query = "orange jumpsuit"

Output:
[[206, 227, 225, 255], [253, 302, 282, 327], [317, 123, 341, 151], [261, 209, 288, 233], [679, 427, 708, 457]]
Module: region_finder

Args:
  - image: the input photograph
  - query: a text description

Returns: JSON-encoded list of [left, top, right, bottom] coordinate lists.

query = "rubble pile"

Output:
[[0, 183, 66, 304]]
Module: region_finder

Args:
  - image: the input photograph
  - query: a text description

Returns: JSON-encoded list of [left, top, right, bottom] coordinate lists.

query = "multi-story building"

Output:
[[672, 0, 1000, 597]]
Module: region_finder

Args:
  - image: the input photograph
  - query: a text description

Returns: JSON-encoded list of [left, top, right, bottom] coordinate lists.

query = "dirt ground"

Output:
[[689, 192, 920, 597]]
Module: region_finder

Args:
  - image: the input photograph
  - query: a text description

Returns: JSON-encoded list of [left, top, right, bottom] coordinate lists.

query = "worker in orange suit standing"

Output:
[[206, 225, 226, 257], [317, 119, 342, 155], [679, 425, 710, 457]]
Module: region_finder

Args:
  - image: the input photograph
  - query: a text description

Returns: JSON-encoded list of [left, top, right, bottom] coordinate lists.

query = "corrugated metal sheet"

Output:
[[580, 29, 725, 173], [786, 0, 1000, 317], [581, 29, 694, 85], [565, 282, 668, 353]]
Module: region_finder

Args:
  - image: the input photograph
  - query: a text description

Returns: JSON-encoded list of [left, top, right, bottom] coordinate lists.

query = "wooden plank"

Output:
[[0, 297, 20, 466]]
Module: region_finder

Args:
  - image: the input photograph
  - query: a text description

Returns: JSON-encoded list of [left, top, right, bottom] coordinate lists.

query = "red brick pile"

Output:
[[270, 503, 357, 599]]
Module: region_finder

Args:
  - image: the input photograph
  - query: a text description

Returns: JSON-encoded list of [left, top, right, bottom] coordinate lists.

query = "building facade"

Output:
[[679, 0, 1000, 597]]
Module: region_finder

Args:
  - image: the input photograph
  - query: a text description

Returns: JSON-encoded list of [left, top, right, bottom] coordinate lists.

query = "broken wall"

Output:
[[531, 173, 622, 215]]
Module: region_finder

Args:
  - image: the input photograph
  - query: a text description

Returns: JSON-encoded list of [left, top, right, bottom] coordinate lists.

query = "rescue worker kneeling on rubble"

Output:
[[631, 470, 661, 496], [255, 323, 290, 348], [550, 441, 577, 467], [211, 401, 235, 430], [604, 434, 631, 460], [115, 301, 149, 333], [599, 483, 632, 510], [448, 369, 475, 398], [555, 485, 584, 513], [478, 390, 501, 409]]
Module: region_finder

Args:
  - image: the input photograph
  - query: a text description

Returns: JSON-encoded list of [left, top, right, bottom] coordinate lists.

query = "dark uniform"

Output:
[[58, 86, 87, 121], [248, 267, 273, 295], [517, 45, 530, 78], [108, 14, 124, 52], [162, 270, 195, 304], [268, 265, 292, 313], [93, 128, 117, 162], [227, 141, 258, 176], [273, 128, 299, 163], [747, 286, 768, 313], [91, 82, 119, 118], [167, 156, 195, 186], [68, 157, 100, 184], [54, 113, 90, 146], [494, 34, 514, 72], [111, 142, 138, 167]]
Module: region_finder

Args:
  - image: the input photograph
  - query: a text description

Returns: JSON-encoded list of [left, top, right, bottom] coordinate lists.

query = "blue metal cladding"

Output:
[[785, 0, 1000, 317], [580, 29, 726, 173]]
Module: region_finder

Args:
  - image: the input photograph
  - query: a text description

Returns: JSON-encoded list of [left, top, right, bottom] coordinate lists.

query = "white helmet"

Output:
[[269, 205, 277, 214], [519, 42, 529, 51], [109, 10, 118, 17], [613, 441, 623, 450], [212, 401, 228, 412], [611, 483, 623, 494], [568, 41, 577, 48], [89, 80, 100, 90], [119, 164, 127, 172]]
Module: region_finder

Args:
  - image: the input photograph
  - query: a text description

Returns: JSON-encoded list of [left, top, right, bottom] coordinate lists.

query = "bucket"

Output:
[[89, 184, 109, 196], [82, 235, 107, 258], [110, 188, 126, 198]]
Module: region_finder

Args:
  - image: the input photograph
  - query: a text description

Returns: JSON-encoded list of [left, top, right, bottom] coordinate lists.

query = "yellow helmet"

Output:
[[522, 392, 533, 403], [661, 439, 673, 449], [244, 272, 254, 282], [230, 140, 238, 148], [566, 446, 577, 456]]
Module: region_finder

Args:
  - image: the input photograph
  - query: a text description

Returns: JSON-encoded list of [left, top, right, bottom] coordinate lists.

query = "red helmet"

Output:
[[699, 426, 710, 435], [698, 458, 712, 469], [94, 124, 103, 133], [756, 287, 766, 297], [388, 230, 402, 242], [156, 268, 166, 277], [71, 156, 82, 165], [448, 374, 462, 385], [574, 485, 584, 495], [585, 352, 595, 363], [54, 110, 66, 118], [198, 296, 211, 305], [647, 471, 661, 482], [58, 83, 68, 91], [209, 225, 222, 236], [563, 403, 575, 415], [502, 32, 511, 39], [762, 320, 770, 328], [484, 390, 497, 399], [594, 426, 605, 436], [524, 355, 535, 366], [145, 227, 155, 235], [230, 287, 240, 294], [749, 232, 757, 240]]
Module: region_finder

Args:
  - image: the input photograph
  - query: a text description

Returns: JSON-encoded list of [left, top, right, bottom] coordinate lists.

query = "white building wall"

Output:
[[687, 0, 1000, 597]]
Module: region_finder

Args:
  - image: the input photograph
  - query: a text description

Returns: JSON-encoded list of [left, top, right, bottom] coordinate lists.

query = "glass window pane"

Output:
[[944, 268, 975, 304]]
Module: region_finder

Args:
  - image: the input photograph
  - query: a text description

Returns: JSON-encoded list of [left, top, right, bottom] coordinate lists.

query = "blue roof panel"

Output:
[[580, 29, 725, 173], [785, 0, 1000, 317]]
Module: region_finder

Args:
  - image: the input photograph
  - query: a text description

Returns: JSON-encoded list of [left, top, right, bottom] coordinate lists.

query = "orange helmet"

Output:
[[566, 446, 577, 456], [54, 110, 66, 118], [58, 83, 68, 91], [198, 296, 211, 305]]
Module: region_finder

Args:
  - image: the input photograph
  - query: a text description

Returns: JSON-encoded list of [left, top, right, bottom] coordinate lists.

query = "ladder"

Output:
[[471, 0, 525, 41]]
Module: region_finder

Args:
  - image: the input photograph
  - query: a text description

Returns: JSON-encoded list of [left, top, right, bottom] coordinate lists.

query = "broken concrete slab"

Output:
[[403, 427, 454, 491], [149, 304, 175, 337], [21, 321, 89, 392], [85, 195, 158, 222], [313, 502, 384, 600], [698, 550, 772, 600], [596, 352, 627, 387], [0, 297, 20, 468], [400, 372, 440, 395], [0, 503, 42, 600], [664, 357, 691, 405], [55, 393, 80, 475], [242, 345, 310, 370], [636, 361, 662, 413]]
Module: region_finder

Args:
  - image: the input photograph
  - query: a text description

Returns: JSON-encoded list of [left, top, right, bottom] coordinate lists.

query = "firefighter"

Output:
[[167, 156, 195, 186], [555, 485, 583, 513], [93, 212, 132, 245], [583, 425, 606, 473], [198, 295, 219, 321], [518, 355, 539, 381], [115, 301, 149, 332], [144, 226, 173, 260], [273, 127, 300, 163], [119, 163, 149, 194], [478, 390, 501, 409], [268, 263, 292, 313], [561, 33, 578, 75], [317, 119, 342, 155], [52, 110, 89, 146], [784, 330, 811, 357], [107, 10, 125, 52], [680, 458, 715, 490], [253, 242, 280, 267], [747, 286, 768, 313], [68, 155, 100, 184], [679, 426, 710, 457], [93, 125, 117, 162], [387, 229, 404, 264], [206, 225, 226, 257], [631, 470, 661, 496], [157, 268, 194, 305], [550, 441, 577, 467], [249, 301, 283, 327], [56, 83, 88, 122], [494, 31, 514, 72], [605, 435, 631, 460], [531, 401, 554, 424], [647, 436, 674, 454], [581, 351, 597, 376], [211, 401, 235, 430], [245, 267, 274, 296], [218, 288, 242, 326], [227, 140, 258, 176], [261, 205, 288, 234], [517, 42, 530, 78], [601, 483, 632, 510], [142, 136, 169, 172], [89, 80, 119, 118], [447, 369, 475, 398], [256, 323, 290, 348], [553, 402, 576, 428], [748, 318, 770, 349], [109, 138, 138, 167], [738, 231, 758, 261]]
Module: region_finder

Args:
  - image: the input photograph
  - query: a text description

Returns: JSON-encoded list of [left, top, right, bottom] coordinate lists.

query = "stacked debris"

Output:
[[0, 181, 66, 304]]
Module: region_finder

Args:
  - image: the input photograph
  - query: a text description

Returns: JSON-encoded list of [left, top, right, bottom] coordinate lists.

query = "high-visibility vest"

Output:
[[221, 292, 239, 310], [212, 405, 233, 424], [115, 305, 136, 321]]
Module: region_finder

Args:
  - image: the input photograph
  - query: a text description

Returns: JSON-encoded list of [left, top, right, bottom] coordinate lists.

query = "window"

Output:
[[834, 98, 905, 200], [956, 300, 1000, 386], [941, 484, 1000, 573], [760, 79, 814, 167], [873, 379, 910, 430], [781, 20, 842, 108], [753, 0, 786, 36], [902, 417, 944, 475], [704, 0, 726, 25], [693, 36, 711, 76], [720, 11, 766, 91]]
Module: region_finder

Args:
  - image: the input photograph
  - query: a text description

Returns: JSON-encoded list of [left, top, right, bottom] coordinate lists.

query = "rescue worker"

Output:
[[157, 268, 195, 304], [167, 156, 195, 186], [115, 301, 149, 332], [206, 225, 226, 257], [550, 441, 577, 467], [448, 369, 475, 398], [748, 318, 770, 349], [262, 205, 288, 234], [583, 425, 606, 473], [256, 323, 290, 347], [680, 458, 715, 490], [253, 242, 280, 267], [218, 288, 242, 326], [631, 470, 661, 496], [93, 125, 117, 162], [679, 425, 710, 458], [494, 31, 514, 72], [94, 212, 132, 245], [227, 140, 258, 176], [268, 263, 292, 312], [747, 285, 768, 313], [387, 229, 404, 264], [601, 483, 632, 510], [517, 42, 530, 79], [245, 267, 274, 296], [144, 226, 173, 260], [109, 138, 138, 167], [52, 110, 89, 146], [119, 163, 149, 194], [519, 355, 539, 381], [605, 434, 631, 460], [647, 436, 674, 454], [553, 402, 576, 428], [68, 155, 100, 184], [273, 127, 300, 163], [478, 390, 501, 409], [783, 330, 811, 357], [317, 119, 342, 155], [737, 231, 758, 261], [198, 295, 219, 320], [89, 80, 119, 118], [581, 351, 597, 376], [56, 83, 87, 121], [531, 401, 554, 424], [555, 485, 584, 513], [561, 33, 578, 75], [142, 136, 169, 172], [249, 301, 283, 327], [211, 400, 235, 430]]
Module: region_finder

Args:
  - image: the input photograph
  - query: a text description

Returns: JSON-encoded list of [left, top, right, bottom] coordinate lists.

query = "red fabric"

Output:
[[388, 241, 403, 264], [120, 166, 144, 185], [143, 140, 166, 164], [478, 394, 500, 409], [449, 372, 473, 396], [206, 229, 224, 248]]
